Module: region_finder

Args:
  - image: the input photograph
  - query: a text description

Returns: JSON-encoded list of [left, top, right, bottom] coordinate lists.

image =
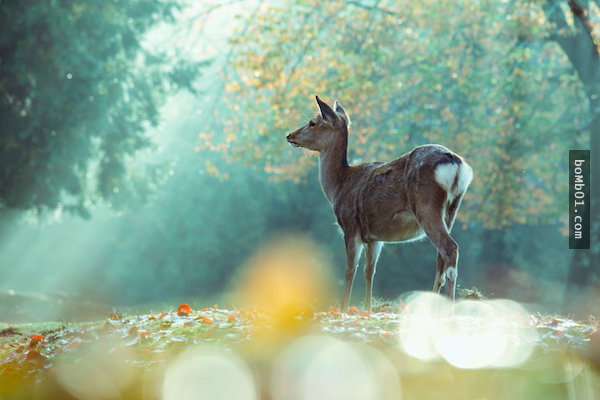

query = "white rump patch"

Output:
[[434, 161, 473, 199], [434, 163, 459, 192]]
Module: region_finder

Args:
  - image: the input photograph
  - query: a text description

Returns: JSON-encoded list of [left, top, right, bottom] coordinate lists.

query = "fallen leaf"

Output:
[[110, 312, 122, 320], [348, 306, 360, 315], [29, 335, 45, 347], [160, 321, 172, 330], [177, 304, 193, 317]]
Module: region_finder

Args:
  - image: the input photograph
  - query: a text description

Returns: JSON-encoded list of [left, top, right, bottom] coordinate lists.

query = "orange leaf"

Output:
[[227, 314, 237, 323], [199, 317, 214, 325], [328, 307, 341, 317], [177, 304, 193, 317], [110, 312, 121, 321], [348, 306, 360, 315], [29, 335, 44, 347]]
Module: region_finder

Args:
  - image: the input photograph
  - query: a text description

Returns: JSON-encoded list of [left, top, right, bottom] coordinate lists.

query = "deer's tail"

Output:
[[433, 156, 473, 199]]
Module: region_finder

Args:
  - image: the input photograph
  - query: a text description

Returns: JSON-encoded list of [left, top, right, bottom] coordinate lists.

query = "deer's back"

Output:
[[337, 144, 461, 242]]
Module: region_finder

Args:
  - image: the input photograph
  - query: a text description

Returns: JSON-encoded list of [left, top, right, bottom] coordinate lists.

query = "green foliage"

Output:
[[0, 0, 201, 215], [204, 0, 590, 229]]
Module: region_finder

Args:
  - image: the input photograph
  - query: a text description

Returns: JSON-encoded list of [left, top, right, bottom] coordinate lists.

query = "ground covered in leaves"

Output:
[[2, 304, 597, 366], [1, 301, 599, 400]]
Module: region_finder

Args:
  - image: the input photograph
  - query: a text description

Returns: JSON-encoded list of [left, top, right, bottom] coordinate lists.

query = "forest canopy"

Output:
[[201, 0, 592, 230], [0, 0, 201, 215]]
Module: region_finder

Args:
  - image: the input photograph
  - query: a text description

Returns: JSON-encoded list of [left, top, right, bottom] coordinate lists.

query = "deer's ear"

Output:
[[333, 100, 351, 126], [316, 96, 337, 123]]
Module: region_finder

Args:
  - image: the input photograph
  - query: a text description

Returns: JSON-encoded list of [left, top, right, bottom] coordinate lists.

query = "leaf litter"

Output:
[[0, 304, 597, 378]]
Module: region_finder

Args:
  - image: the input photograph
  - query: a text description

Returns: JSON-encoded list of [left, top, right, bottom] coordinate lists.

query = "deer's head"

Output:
[[287, 96, 350, 152]]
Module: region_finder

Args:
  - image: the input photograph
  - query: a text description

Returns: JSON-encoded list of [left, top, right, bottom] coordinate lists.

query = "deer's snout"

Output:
[[287, 132, 300, 146]]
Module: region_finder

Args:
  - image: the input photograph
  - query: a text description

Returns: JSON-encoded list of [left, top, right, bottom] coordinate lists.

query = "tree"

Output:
[[0, 0, 200, 215], [202, 0, 583, 230], [542, 0, 600, 301]]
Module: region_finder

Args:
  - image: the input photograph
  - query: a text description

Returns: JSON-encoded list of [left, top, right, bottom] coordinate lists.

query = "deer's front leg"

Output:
[[365, 241, 383, 313], [342, 234, 363, 313]]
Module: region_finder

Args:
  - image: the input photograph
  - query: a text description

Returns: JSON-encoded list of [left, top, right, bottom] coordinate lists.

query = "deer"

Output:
[[286, 96, 473, 313]]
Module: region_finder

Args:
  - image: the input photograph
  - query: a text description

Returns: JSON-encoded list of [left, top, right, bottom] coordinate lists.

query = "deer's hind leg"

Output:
[[433, 193, 465, 294], [433, 254, 444, 293], [446, 193, 464, 232], [415, 188, 460, 300]]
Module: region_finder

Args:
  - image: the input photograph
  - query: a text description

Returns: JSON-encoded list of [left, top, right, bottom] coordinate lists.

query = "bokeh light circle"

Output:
[[54, 341, 135, 400], [162, 346, 257, 400], [397, 292, 537, 369], [271, 335, 401, 400], [398, 292, 450, 361], [433, 299, 506, 369]]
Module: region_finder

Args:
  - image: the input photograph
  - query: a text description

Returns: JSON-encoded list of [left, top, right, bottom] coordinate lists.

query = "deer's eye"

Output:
[[308, 120, 316, 127]]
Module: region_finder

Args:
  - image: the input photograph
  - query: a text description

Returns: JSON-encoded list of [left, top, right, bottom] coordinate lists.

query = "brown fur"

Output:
[[287, 96, 472, 312]]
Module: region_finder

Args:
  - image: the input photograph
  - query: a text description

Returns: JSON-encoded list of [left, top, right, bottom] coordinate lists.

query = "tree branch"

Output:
[[542, 1, 574, 50], [346, 0, 401, 17], [568, 0, 596, 42], [543, 0, 600, 96]]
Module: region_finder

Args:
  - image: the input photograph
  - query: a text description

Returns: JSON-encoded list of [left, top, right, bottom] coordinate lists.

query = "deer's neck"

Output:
[[319, 129, 349, 203]]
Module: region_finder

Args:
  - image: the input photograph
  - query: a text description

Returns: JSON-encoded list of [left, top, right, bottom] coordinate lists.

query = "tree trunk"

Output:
[[543, 0, 600, 312]]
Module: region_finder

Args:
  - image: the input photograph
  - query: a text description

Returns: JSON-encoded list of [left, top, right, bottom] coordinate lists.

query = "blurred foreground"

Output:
[[1, 237, 599, 400]]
